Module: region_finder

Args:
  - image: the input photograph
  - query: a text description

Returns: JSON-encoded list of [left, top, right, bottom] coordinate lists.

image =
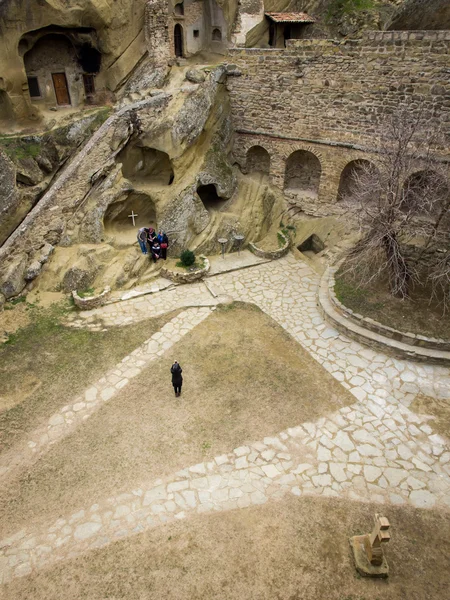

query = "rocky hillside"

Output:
[[387, 0, 450, 30]]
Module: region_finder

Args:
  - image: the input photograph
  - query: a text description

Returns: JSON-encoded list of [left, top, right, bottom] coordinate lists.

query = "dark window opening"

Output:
[[212, 28, 222, 41], [174, 2, 184, 16], [193, 29, 200, 38], [83, 74, 95, 97], [298, 234, 325, 255], [28, 76, 41, 98], [268, 23, 275, 47], [197, 184, 227, 211], [78, 44, 102, 73], [284, 25, 291, 47]]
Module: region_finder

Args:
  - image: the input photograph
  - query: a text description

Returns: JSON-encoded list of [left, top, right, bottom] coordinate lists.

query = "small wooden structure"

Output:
[[350, 514, 391, 578]]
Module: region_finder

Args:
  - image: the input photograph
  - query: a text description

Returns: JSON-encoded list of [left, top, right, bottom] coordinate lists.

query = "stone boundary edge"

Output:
[[160, 256, 210, 284], [72, 287, 111, 310], [318, 267, 450, 365], [328, 266, 450, 352], [249, 231, 290, 260]]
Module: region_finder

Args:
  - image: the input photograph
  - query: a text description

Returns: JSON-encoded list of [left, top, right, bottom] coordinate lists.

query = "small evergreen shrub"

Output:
[[180, 250, 195, 267]]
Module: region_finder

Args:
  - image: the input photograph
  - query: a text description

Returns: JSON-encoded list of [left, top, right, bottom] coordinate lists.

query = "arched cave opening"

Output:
[[103, 192, 157, 245], [78, 44, 102, 73], [284, 150, 321, 197], [197, 184, 228, 211], [118, 144, 174, 186]]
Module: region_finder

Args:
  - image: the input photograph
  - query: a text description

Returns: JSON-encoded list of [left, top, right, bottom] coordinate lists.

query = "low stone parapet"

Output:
[[249, 232, 290, 260], [328, 267, 450, 352], [160, 256, 210, 284], [72, 287, 111, 310], [318, 267, 450, 365]]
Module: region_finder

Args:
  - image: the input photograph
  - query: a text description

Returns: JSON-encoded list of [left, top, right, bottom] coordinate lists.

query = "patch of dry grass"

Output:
[[0, 303, 355, 537], [0, 301, 176, 452], [3, 496, 450, 600]]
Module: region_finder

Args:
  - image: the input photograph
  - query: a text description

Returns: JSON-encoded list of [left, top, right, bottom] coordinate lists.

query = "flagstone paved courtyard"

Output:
[[1, 254, 449, 589]]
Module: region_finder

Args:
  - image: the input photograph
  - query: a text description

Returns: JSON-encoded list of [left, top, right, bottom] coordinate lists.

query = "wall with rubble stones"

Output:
[[227, 30, 450, 214]]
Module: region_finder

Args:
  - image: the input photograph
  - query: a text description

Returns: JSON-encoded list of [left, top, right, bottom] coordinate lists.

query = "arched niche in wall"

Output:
[[338, 159, 380, 203], [401, 169, 448, 215], [246, 145, 270, 175], [174, 2, 184, 16], [118, 144, 174, 186], [103, 192, 157, 245], [284, 150, 321, 197], [212, 28, 222, 41]]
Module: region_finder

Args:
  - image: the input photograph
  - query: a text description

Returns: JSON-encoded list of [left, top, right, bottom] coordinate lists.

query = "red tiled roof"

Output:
[[265, 12, 316, 24]]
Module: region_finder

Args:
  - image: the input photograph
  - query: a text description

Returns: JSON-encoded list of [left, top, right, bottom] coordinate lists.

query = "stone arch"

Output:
[[174, 23, 184, 57], [246, 145, 270, 175], [337, 159, 379, 202], [401, 169, 449, 214], [284, 149, 322, 197], [118, 144, 174, 186], [212, 28, 222, 41]]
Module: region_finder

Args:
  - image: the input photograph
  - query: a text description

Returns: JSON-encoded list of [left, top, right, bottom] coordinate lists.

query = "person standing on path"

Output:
[[171, 361, 183, 397], [160, 231, 169, 260], [137, 227, 149, 254]]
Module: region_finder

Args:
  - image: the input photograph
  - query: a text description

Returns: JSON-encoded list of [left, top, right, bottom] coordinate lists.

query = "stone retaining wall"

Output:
[[160, 256, 210, 283], [248, 231, 289, 259], [227, 33, 449, 215], [328, 267, 450, 352], [72, 287, 111, 310]]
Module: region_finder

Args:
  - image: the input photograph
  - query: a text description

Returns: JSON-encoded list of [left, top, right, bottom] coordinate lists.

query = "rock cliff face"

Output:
[[0, 109, 110, 245], [388, 0, 450, 30], [0, 65, 282, 296], [0, 0, 147, 121]]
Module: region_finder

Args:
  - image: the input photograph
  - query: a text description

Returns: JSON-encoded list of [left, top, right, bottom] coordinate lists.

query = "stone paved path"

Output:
[[1, 254, 449, 584], [0, 307, 213, 482]]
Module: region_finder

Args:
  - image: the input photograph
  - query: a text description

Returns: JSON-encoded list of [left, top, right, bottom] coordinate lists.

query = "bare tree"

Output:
[[342, 105, 450, 302]]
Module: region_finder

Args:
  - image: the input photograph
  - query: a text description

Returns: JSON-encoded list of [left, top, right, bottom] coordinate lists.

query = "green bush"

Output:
[[180, 249, 196, 267]]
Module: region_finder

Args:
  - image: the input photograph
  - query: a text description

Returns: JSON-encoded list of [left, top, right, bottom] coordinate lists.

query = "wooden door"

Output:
[[52, 73, 71, 105]]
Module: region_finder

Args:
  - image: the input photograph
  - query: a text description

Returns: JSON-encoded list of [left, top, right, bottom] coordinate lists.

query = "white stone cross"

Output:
[[128, 211, 138, 226]]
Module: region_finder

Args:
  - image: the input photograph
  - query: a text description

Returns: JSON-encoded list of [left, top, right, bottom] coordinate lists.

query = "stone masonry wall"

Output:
[[227, 30, 450, 213]]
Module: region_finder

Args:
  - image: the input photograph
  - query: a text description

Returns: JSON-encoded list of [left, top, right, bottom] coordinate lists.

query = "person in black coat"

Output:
[[171, 361, 183, 397]]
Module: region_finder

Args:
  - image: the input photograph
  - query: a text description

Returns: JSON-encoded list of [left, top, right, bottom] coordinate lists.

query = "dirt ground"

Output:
[[0, 303, 355, 537], [1, 302, 449, 599], [0, 300, 175, 451], [2, 495, 449, 600], [334, 267, 450, 340]]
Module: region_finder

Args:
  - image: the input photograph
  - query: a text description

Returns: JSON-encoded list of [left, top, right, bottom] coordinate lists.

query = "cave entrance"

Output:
[[118, 144, 174, 187], [197, 184, 227, 211], [298, 234, 325, 257], [103, 192, 157, 246]]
